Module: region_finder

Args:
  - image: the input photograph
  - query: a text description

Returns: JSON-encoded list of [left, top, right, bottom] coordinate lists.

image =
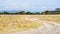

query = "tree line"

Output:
[[0, 8, 60, 15], [0, 11, 41, 15]]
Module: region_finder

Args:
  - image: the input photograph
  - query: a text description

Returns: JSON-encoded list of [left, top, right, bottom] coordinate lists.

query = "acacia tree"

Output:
[[15, 11, 26, 14], [26, 11, 33, 14], [55, 8, 60, 11], [3, 11, 9, 14], [35, 12, 40, 14], [41, 10, 49, 14]]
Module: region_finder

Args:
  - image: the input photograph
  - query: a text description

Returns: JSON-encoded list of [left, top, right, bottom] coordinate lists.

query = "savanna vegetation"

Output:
[[0, 15, 43, 33], [0, 8, 60, 15]]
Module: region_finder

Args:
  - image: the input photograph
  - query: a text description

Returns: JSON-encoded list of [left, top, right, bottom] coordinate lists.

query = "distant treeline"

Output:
[[0, 11, 41, 15], [0, 8, 60, 15]]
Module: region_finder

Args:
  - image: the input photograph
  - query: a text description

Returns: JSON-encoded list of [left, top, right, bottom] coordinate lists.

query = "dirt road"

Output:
[[1, 17, 60, 34], [13, 17, 60, 34]]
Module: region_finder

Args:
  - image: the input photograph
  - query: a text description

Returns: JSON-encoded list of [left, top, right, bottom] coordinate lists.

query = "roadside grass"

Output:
[[0, 15, 43, 33], [27, 15, 60, 24], [0, 15, 60, 33]]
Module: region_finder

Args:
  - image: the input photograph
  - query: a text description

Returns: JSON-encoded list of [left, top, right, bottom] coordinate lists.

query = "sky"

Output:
[[0, 0, 60, 12]]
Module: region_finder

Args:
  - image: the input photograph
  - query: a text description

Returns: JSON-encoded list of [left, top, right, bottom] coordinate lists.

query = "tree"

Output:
[[15, 11, 26, 14], [55, 8, 60, 11], [35, 12, 40, 14], [26, 11, 33, 14], [41, 10, 49, 14], [3, 11, 9, 14]]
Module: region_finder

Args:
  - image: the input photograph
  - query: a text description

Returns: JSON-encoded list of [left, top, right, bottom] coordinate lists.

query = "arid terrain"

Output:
[[0, 15, 60, 34], [26, 15, 60, 23]]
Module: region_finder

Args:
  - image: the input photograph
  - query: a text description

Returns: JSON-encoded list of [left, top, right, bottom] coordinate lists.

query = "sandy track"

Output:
[[1, 17, 60, 34], [13, 17, 60, 34]]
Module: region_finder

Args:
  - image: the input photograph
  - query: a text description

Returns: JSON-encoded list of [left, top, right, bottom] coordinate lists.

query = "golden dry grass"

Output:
[[39, 15, 60, 23], [27, 15, 60, 23], [0, 15, 60, 34], [0, 15, 43, 33], [29, 15, 60, 23]]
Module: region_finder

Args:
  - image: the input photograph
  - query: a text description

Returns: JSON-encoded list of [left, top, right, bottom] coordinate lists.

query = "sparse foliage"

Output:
[[0, 8, 60, 15]]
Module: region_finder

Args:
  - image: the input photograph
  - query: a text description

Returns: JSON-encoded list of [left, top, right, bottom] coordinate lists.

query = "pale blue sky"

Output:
[[0, 0, 60, 12]]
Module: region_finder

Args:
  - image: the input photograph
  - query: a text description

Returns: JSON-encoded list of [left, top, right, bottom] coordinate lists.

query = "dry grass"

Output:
[[26, 15, 60, 24], [39, 15, 60, 23], [0, 15, 43, 33], [0, 15, 60, 34]]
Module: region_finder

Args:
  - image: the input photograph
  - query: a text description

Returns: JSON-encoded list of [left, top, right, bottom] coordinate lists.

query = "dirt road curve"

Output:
[[11, 18, 60, 34], [1, 17, 60, 34]]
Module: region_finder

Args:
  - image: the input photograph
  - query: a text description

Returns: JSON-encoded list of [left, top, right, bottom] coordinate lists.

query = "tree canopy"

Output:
[[0, 8, 60, 15]]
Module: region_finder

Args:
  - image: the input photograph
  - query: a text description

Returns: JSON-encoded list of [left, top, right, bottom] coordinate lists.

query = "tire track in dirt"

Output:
[[22, 17, 60, 34], [8, 17, 60, 34]]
